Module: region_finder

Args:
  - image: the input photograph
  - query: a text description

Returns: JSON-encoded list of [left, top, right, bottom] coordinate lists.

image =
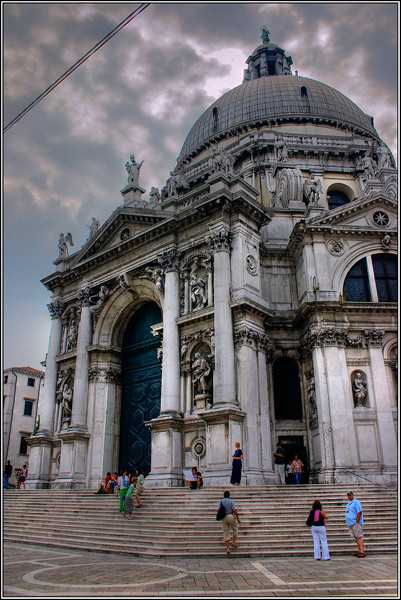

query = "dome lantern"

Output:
[[243, 27, 293, 82]]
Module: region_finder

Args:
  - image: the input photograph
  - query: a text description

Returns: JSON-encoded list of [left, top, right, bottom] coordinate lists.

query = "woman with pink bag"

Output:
[[306, 500, 330, 561]]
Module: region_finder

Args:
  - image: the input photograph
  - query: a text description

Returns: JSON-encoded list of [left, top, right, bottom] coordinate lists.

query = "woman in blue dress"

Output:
[[230, 442, 243, 485]]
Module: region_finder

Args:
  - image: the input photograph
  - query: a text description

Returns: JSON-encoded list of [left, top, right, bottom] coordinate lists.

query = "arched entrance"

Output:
[[120, 302, 162, 475]]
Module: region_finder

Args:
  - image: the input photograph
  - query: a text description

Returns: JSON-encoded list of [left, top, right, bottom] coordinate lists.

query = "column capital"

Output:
[[157, 248, 182, 273], [78, 286, 91, 308], [47, 299, 65, 319], [364, 328, 385, 347], [205, 227, 232, 252]]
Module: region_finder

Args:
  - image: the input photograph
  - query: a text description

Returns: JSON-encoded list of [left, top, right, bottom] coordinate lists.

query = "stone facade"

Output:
[[27, 32, 397, 488]]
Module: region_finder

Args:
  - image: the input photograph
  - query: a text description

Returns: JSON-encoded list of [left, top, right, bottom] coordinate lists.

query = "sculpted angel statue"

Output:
[[58, 232, 74, 258]]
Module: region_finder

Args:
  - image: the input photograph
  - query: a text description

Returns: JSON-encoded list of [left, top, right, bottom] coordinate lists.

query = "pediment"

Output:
[[69, 205, 168, 267], [306, 193, 397, 232]]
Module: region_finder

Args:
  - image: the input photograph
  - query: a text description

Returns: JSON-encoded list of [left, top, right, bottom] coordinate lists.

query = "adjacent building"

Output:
[[3, 367, 44, 472], [27, 30, 397, 489]]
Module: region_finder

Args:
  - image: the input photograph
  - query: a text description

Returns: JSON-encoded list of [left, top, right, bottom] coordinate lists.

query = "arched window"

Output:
[[327, 190, 350, 210], [273, 357, 303, 420], [343, 254, 397, 302]]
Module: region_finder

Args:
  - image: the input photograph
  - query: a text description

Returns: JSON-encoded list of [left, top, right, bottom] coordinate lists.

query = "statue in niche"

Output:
[[353, 372, 368, 407], [149, 187, 161, 203], [125, 153, 144, 187], [180, 336, 189, 360], [274, 136, 289, 162], [58, 232, 74, 258], [65, 319, 78, 352], [304, 174, 323, 204], [87, 217, 100, 240], [190, 258, 208, 310], [307, 375, 317, 415], [61, 383, 73, 423], [192, 352, 211, 395]]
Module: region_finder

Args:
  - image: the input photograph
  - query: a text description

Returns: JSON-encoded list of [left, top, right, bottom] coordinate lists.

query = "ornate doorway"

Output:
[[120, 302, 162, 475]]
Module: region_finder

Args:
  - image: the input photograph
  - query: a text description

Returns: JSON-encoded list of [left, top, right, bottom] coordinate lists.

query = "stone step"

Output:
[[4, 484, 396, 558]]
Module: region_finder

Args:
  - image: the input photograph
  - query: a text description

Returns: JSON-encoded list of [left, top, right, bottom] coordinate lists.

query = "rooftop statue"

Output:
[[125, 153, 144, 187], [260, 26, 270, 44], [58, 232, 74, 258], [87, 217, 100, 240]]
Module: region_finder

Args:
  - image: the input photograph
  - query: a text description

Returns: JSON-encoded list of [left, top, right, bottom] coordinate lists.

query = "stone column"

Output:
[[70, 288, 93, 430], [158, 249, 181, 415], [365, 329, 397, 479], [26, 299, 64, 487], [206, 227, 237, 408], [38, 299, 64, 435]]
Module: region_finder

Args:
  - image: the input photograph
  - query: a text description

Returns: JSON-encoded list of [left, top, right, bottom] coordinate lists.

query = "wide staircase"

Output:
[[3, 483, 397, 558]]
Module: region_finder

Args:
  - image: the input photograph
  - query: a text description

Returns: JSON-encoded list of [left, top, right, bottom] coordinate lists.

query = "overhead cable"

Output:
[[4, 3, 150, 133]]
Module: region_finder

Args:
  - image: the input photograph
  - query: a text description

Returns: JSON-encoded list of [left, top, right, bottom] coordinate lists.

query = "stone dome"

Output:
[[177, 75, 379, 163]]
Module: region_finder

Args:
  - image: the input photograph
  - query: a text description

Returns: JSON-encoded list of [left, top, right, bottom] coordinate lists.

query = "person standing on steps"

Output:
[[17, 464, 27, 490], [134, 468, 145, 508], [346, 491, 365, 557], [117, 470, 129, 512], [273, 442, 286, 485], [230, 442, 243, 486], [217, 490, 241, 555], [291, 455, 304, 485], [124, 476, 136, 520], [306, 500, 330, 561], [4, 460, 13, 489]]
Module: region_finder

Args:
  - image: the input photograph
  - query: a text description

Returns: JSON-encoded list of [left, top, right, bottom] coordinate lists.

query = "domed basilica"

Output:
[[28, 30, 397, 488]]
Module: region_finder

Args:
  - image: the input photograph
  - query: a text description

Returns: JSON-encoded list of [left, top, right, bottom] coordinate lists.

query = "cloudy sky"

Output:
[[3, 2, 398, 370]]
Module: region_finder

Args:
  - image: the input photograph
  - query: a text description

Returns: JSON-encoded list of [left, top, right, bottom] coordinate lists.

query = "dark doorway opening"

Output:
[[279, 435, 309, 484], [120, 302, 162, 476]]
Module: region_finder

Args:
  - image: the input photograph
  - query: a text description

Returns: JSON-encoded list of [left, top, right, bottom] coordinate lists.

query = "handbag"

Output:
[[306, 511, 314, 527], [216, 503, 226, 521]]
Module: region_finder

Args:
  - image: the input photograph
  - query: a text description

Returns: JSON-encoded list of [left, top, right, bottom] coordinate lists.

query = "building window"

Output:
[[328, 190, 350, 210], [273, 357, 303, 420], [4, 375, 8, 384], [343, 254, 397, 302], [19, 436, 28, 455], [27, 377, 35, 387], [24, 400, 34, 417]]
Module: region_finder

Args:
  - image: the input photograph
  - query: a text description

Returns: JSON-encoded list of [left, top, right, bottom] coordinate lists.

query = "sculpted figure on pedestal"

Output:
[[125, 153, 144, 187], [149, 187, 161, 203], [358, 150, 377, 180], [304, 174, 323, 204], [211, 147, 235, 175], [58, 232, 74, 258], [274, 135, 289, 162], [376, 143, 392, 169], [87, 217, 100, 240]]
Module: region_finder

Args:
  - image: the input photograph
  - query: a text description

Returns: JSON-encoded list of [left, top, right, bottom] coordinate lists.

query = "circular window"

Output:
[[372, 211, 390, 227], [120, 228, 131, 241]]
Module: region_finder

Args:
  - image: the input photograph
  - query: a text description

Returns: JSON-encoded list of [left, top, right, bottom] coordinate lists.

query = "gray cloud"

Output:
[[3, 2, 397, 369]]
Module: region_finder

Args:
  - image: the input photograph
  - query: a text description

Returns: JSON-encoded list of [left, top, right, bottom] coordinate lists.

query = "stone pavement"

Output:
[[3, 542, 398, 597]]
